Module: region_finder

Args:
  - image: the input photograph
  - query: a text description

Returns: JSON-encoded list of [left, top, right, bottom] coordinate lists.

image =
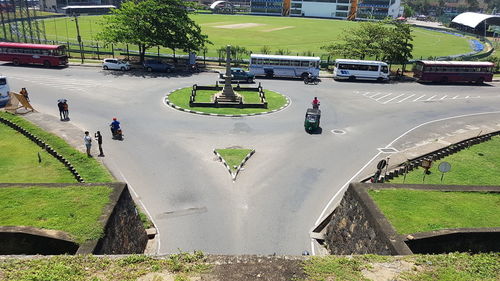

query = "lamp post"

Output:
[[72, 14, 84, 64]]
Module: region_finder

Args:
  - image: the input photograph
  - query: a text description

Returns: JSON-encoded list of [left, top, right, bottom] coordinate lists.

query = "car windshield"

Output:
[[117, 60, 126, 64]]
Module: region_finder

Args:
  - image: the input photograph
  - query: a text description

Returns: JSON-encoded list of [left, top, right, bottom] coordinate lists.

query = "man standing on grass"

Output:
[[84, 131, 92, 157]]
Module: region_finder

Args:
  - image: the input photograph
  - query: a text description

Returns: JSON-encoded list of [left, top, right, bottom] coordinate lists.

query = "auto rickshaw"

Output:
[[304, 108, 321, 133]]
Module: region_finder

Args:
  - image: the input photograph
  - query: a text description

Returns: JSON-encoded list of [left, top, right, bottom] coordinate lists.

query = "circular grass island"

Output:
[[166, 86, 289, 116]]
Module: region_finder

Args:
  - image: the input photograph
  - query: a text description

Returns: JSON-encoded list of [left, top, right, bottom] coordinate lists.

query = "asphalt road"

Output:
[[2, 64, 500, 255]]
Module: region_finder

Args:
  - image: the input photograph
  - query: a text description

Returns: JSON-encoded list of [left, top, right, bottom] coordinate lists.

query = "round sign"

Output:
[[438, 162, 451, 173], [377, 159, 387, 170]]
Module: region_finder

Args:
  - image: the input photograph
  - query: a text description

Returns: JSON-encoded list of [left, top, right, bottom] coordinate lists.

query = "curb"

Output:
[[213, 149, 255, 181], [0, 116, 85, 183], [164, 88, 290, 117], [365, 130, 500, 183]]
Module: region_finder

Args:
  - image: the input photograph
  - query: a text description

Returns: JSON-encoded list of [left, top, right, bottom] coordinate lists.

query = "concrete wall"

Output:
[[0, 226, 79, 255]]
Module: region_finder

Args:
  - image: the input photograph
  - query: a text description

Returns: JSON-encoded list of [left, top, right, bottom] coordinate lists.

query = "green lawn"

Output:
[[0, 123, 76, 183], [168, 87, 287, 115], [0, 186, 112, 243], [368, 189, 500, 234], [0, 112, 113, 182], [39, 14, 472, 59], [215, 148, 252, 172], [390, 136, 500, 185]]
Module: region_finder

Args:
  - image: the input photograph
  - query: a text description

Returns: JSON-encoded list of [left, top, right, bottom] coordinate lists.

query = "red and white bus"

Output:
[[413, 60, 494, 84], [0, 42, 68, 67]]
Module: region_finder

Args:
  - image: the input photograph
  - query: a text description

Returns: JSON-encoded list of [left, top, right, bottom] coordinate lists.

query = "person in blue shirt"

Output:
[[110, 118, 120, 136]]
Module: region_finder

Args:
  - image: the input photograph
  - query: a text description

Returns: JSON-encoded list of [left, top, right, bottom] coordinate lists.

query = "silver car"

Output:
[[102, 58, 131, 71]]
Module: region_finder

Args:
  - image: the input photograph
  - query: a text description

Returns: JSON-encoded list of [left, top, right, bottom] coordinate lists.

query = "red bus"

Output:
[[413, 60, 494, 84], [0, 42, 68, 67]]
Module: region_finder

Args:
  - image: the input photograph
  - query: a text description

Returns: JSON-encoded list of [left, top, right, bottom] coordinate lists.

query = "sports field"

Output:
[[41, 14, 472, 59]]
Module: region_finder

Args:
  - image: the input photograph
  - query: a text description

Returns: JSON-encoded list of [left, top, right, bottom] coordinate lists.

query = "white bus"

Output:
[[0, 76, 10, 108], [333, 59, 389, 82], [249, 54, 320, 78]]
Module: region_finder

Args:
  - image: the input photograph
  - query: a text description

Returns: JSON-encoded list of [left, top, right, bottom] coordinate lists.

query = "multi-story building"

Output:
[[251, 0, 401, 19]]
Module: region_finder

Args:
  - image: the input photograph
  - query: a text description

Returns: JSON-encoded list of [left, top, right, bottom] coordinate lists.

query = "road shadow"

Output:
[[0, 62, 68, 70], [100, 69, 208, 79], [417, 81, 494, 87], [334, 79, 389, 84], [306, 127, 322, 135]]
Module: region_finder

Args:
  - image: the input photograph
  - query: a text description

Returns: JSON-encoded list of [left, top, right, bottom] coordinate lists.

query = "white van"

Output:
[[0, 76, 10, 107], [333, 59, 389, 82]]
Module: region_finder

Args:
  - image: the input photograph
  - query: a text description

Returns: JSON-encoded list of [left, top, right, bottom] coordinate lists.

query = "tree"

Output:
[[97, 0, 209, 63], [321, 21, 389, 60], [381, 21, 414, 71], [260, 45, 271, 54]]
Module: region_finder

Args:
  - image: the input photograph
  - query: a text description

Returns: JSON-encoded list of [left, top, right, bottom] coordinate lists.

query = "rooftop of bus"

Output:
[[250, 54, 321, 61], [416, 60, 495, 66], [334, 59, 388, 65], [0, 42, 63, 50]]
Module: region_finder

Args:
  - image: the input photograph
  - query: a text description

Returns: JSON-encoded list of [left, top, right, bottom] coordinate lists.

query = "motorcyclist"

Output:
[[110, 118, 121, 136], [312, 97, 320, 109]]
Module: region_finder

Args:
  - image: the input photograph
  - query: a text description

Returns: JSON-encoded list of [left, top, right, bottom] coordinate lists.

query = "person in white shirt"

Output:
[[84, 131, 92, 157]]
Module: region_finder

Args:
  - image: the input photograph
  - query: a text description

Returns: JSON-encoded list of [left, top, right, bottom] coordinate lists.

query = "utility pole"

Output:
[[73, 14, 84, 64]]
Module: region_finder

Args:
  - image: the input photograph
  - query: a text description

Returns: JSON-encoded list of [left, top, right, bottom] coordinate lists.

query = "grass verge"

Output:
[[389, 136, 500, 185], [0, 112, 114, 182], [0, 186, 112, 243], [0, 252, 210, 281], [0, 123, 76, 183], [215, 148, 252, 172], [368, 189, 500, 234], [168, 87, 287, 115]]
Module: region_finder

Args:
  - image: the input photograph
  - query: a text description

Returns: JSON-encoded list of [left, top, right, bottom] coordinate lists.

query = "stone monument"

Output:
[[215, 45, 242, 103]]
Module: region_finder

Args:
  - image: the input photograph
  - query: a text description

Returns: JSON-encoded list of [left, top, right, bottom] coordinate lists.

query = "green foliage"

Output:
[[275, 48, 291, 55], [402, 253, 500, 281], [368, 189, 500, 234], [0, 186, 112, 243], [0, 123, 76, 183], [390, 136, 500, 185], [0, 253, 209, 281], [217, 45, 250, 63], [168, 87, 287, 115], [260, 45, 271, 54], [303, 256, 370, 281], [215, 148, 253, 172], [97, 0, 209, 62], [0, 112, 113, 182], [322, 20, 413, 64]]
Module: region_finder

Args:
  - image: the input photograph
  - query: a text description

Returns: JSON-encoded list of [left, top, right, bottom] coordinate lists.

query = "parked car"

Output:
[[143, 60, 175, 72], [220, 68, 255, 83], [102, 58, 131, 71]]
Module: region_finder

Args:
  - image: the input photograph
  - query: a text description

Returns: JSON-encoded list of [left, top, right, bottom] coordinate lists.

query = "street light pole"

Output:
[[73, 14, 84, 64]]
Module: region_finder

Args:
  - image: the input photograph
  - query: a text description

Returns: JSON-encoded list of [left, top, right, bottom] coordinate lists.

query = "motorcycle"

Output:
[[304, 76, 320, 85], [110, 126, 123, 140]]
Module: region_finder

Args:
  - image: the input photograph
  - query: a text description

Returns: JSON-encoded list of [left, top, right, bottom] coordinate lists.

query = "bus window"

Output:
[[368, 65, 378, 71], [358, 65, 369, 71], [299, 61, 308, 67], [0, 78, 6, 85], [381, 66, 388, 73]]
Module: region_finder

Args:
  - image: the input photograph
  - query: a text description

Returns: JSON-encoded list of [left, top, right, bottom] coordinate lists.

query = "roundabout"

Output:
[[165, 86, 289, 117]]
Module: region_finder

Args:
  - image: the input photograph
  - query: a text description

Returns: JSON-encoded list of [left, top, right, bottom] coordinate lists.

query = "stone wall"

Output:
[[0, 226, 79, 255], [87, 185, 148, 254], [324, 184, 412, 255]]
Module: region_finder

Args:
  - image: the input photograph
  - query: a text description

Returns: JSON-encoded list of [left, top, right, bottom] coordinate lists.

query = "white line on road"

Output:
[[465, 96, 469, 98], [312, 110, 500, 256], [397, 94, 415, 103], [440, 95, 447, 100], [374, 93, 392, 101], [367, 92, 383, 98], [383, 94, 405, 104], [453, 95, 459, 99], [426, 95, 436, 101], [413, 95, 425, 102]]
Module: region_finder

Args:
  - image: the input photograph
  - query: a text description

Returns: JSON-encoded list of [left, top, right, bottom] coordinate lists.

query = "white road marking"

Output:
[[311, 110, 500, 255], [397, 94, 415, 103], [374, 93, 392, 101], [426, 95, 436, 101], [383, 94, 405, 104], [413, 95, 425, 102], [453, 95, 459, 99], [440, 95, 447, 100], [368, 92, 383, 98]]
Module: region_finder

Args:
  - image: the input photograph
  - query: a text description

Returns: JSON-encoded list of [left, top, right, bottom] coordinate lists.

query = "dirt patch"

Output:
[[362, 260, 420, 281], [200, 255, 307, 281], [262, 26, 294, 32], [214, 23, 265, 29]]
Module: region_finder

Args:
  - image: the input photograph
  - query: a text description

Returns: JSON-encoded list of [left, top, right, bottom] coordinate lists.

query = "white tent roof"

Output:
[[451, 12, 500, 28], [210, 1, 228, 9]]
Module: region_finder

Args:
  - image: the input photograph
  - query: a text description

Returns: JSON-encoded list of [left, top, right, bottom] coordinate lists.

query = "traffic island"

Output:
[[214, 148, 255, 181], [166, 87, 288, 117]]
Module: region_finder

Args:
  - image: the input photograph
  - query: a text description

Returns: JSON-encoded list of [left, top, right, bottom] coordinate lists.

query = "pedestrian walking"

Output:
[[63, 101, 69, 120], [84, 131, 92, 157], [20, 88, 29, 102], [57, 99, 65, 121], [94, 131, 104, 157]]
